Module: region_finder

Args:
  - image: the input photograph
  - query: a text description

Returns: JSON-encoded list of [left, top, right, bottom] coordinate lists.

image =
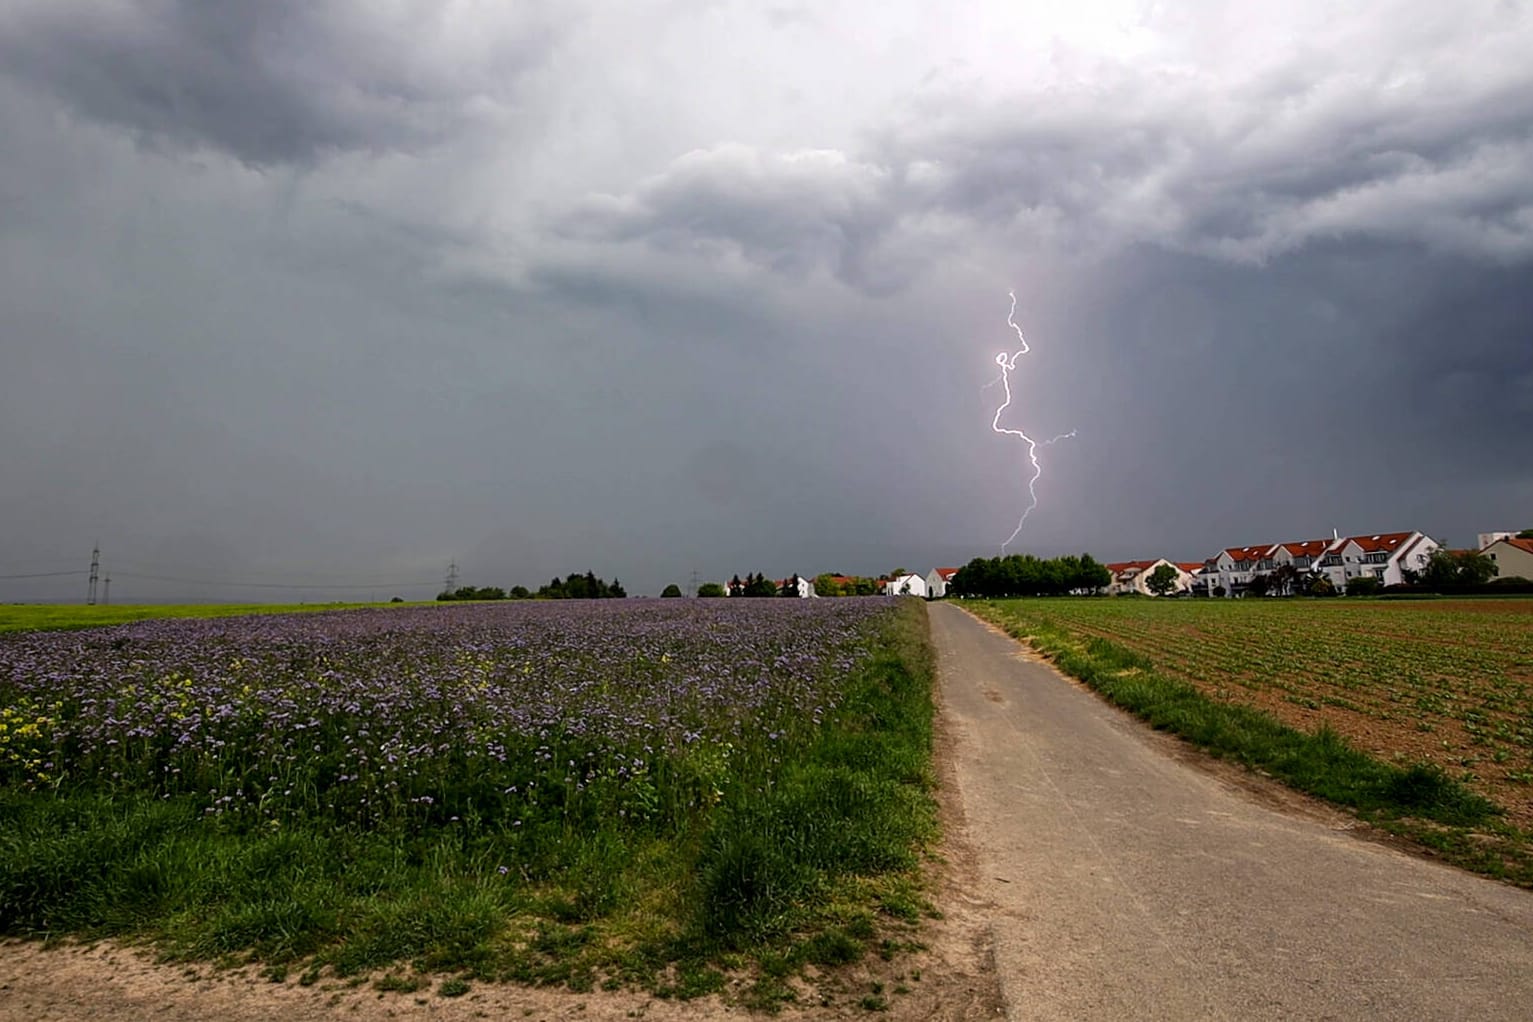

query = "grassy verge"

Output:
[[0, 601, 937, 1007], [0, 603, 430, 635], [969, 600, 1533, 885]]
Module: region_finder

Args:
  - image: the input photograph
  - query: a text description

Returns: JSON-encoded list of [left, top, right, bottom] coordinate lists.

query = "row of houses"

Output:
[[1108, 531, 1441, 598], [754, 531, 1531, 601]]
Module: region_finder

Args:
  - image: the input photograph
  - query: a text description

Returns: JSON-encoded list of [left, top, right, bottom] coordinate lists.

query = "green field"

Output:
[[970, 597, 1533, 883], [0, 602, 429, 634], [0, 598, 936, 1007]]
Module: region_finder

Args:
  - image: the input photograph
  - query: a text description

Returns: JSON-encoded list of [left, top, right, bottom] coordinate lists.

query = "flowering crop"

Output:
[[0, 599, 895, 833]]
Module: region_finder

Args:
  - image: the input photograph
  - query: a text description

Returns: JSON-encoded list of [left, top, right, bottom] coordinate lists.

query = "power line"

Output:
[[0, 570, 88, 580]]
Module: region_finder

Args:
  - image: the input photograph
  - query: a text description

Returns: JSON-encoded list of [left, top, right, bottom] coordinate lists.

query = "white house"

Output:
[[884, 573, 927, 597], [1482, 537, 1533, 581], [1315, 532, 1438, 589], [775, 574, 816, 597], [1103, 563, 1183, 594], [925, 567, 959, 598], [1197, 544, 1275, 596]]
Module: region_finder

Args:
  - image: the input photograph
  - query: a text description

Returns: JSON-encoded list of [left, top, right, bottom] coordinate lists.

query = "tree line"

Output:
[[436, 571, 626, 601], [949, 553, 1112, 598]]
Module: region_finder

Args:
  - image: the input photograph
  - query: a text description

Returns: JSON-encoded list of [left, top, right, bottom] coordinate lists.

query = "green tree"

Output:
[[1518, 529, 1533, 539], [1422, 549, 1498, 589], [1302, 571, 1335, 597], [1346, 576, 1382, 596], [1453, 550, 1498, 585], [696, 582, 726, 598], [813, 573, 844, 597], [1146, 563, 1180, 596], [743, 573, 778, 597], [661, 583, 683, 598], [1269, 563, 1300, 596]]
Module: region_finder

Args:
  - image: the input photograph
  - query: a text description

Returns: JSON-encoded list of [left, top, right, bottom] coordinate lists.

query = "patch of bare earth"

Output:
[[0, 698, 1002, 1022]]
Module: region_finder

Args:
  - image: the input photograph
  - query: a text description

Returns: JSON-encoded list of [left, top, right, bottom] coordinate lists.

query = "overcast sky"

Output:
[[2, 0, 1530, 601]]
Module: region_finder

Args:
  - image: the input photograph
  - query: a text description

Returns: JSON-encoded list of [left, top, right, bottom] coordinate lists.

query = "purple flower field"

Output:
[[0, 599, 896, 830]]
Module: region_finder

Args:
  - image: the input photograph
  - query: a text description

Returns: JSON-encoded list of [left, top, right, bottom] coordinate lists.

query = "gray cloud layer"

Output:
[[2, 1, 1529, 600], [0, 0, 558, 164]]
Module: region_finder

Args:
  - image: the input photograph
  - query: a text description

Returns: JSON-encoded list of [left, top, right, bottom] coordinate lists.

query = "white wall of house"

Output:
[[1384, 533, 1438, 586], [1109, 559, 1195, 595], [925, 568, 957, 598], [1484, 539, 1533, 580], [886, 573, 927, 597], [1206, 546, 1272, 595]]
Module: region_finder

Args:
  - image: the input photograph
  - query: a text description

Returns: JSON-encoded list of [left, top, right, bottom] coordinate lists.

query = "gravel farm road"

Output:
[[930, 601, 1533, 1021]]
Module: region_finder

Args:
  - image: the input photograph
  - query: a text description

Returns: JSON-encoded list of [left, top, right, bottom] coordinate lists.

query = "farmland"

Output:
[[0, 602, 427, 635], [0, 598, 936, 1002], [970, 597, 1533, 878]]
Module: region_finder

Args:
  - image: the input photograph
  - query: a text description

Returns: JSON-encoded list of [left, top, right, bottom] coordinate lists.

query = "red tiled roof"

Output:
[[1343, 532, 1413, 554], [1106, 560, 1159, 574], [1502, 538, 1533, 555], [936, 567, 960, 580], [1176, 563, 1204, 574], [1224, 545, 1275, 563], [1277, 539, 1331, 557]]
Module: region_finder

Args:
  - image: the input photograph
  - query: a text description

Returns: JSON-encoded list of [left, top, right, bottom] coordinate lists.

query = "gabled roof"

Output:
[[1105, 560, 1159, 574], [931, 567, 960, 580], [1505, 538, 1533, 555], [1176, 562, 1204, 574], [1223, 545, 1276, 563], [1341, 532, 1414, 554], [1277, 539, 1331, 558]]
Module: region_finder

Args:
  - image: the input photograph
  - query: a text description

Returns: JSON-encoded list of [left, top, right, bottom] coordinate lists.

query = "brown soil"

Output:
[[0, 695, 1003, 1022]]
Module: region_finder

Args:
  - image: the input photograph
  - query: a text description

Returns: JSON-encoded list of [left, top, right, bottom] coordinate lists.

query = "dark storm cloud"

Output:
[[0, 0, 560, 164], [2, 1, 1530, 600], [561, 145, 922, 293], [568, 48, 1533, 279]]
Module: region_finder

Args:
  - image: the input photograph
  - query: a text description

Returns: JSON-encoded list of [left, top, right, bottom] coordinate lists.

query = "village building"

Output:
[[883, 572, 927, 597], [1314, 532, 1438, 589], [1483, 537, 1533, 581], [925, 567, 960, 598], [1105, 559, 1199, 596]]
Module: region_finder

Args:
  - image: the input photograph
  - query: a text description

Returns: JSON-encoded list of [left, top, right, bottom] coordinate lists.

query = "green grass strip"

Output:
[[0, 602, 430, 634]]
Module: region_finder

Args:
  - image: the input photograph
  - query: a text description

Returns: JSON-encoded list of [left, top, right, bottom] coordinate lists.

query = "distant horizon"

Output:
[[5, 520, 1517, 604]]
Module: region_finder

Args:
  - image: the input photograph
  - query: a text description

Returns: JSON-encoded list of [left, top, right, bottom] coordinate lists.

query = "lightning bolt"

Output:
[[992, 289, 1075, 553]]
